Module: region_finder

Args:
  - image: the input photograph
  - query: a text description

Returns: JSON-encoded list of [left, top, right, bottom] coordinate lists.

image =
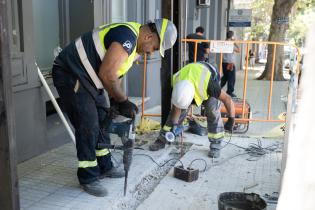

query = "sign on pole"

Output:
[[229, 9, 252, 27], [210, 41, 234, 53]]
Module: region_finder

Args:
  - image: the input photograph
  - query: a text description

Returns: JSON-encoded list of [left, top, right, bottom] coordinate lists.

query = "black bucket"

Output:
[[218, 192, 267, 210]]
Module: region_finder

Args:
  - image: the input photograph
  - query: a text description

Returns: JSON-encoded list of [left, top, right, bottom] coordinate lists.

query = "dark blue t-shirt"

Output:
[[104, 25, 137, 55], [54, 25, 138, 93], [57, 25, 137, 71]]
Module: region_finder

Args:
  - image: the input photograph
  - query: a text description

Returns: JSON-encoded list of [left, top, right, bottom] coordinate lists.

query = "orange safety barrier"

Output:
[[141, 39, 301, 124]]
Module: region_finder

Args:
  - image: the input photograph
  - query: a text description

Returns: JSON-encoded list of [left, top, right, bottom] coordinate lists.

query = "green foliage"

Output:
[[246, 0, 315, 44], [249, 0, 274, 40], [288, 0, 315, 46]]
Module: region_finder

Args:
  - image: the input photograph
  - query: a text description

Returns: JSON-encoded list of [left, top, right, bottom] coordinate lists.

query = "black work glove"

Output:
[[108, 98, 120, 119], [117, 98, 139, 119], [224, 117, 235, 132]]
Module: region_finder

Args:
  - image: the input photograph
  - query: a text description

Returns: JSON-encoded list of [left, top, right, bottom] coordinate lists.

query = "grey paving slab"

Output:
[[137, 135, 282, 210], [19, 132, 182, 210], [18, 66, 287, 210]]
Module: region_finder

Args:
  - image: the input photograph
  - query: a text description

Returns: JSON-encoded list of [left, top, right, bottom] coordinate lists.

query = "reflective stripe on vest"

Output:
[[95, 148, 110, 157], [75, 38, 104, 89], [75, 22, 141, 89], [173, 63, 211, 106], [78, 160, 97, 168]]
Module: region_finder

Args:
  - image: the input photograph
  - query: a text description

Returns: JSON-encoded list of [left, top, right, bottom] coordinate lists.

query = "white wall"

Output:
[[277, 23, 315, 210]]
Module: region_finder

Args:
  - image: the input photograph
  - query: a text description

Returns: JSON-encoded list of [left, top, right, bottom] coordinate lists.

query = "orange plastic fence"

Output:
[[141, 39, 301, 124]]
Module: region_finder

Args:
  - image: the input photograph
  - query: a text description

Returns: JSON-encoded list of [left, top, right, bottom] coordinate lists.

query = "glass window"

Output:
[[111, 0, 126, 22], [32, 0, 60, 73], [10, 0, 23, 52]]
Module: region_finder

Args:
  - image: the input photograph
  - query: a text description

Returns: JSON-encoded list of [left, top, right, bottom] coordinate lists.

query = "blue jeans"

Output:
[[221, 62, 236, 95]]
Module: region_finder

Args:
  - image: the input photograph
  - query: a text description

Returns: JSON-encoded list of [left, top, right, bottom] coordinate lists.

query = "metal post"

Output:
[[0, 0, 20, 209], [161, 0, 180, 126], [226, 0, 231, 33], [141, 53, 147, 119], [267, 44, 277, 120], [36, 64, 76, 144]]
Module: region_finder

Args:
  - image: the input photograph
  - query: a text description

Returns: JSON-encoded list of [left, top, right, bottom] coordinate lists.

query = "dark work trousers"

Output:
[[221, 62, 236, 95], [203, 97, 224, 149], [52, 64, 112, 184]]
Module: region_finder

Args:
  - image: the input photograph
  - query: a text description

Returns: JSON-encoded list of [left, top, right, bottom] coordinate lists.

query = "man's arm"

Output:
[[205, 47, 210, 54], [218, 91, 235, 118], [98, 42, 128, 102], [170, 105, 182, 124], [234, 43, 240, 53], [203, 42, 210, 54]]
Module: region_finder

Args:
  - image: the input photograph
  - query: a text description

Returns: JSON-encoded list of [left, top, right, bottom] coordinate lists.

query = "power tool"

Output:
[[98, 114, 135, 196], [220, 97, 251, 133], [164, 125, 184, 142]]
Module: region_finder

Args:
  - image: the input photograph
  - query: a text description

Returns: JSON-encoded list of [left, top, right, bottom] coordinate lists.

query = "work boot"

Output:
[[228, 93, 237, 98], [81, 180, 107, 197], [208, 139, 222, 158], [99, 166, 125, 179], [149, 138, 166, 151], [208, 148, 221, 158]]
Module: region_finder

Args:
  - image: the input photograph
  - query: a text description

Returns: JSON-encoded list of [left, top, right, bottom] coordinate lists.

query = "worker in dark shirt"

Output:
[[52, 19, 177, 197], [149, 62, 235, 159], [186, 26, 210, 63]]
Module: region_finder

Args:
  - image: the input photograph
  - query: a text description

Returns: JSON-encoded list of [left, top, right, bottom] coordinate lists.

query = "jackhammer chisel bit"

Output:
[[122, 117, 135, 196], [123, 139, 134, 195], [98, 113, 135, 196]]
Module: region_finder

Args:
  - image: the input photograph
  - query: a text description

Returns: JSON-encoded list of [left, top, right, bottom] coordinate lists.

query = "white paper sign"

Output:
[[210, 41, 234, 53]]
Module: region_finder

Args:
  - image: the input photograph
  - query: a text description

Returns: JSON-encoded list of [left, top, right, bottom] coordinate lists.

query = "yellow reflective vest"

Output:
[[75, 22, 141, 89], [173, 63, 212, 106]]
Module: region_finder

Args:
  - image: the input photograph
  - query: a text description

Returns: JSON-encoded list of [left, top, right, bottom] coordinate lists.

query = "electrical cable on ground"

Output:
[[221, 137, 282, 161], [187, 158, 207, 172], [106, 125, 281, 175], [133, 154, 184, 168]]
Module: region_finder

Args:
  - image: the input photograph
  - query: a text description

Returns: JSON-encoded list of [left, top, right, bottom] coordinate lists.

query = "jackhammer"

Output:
[[98, 114, 135, 196]]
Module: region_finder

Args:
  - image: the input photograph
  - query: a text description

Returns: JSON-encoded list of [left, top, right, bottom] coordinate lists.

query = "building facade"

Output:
[[7, 0, 230, 162]]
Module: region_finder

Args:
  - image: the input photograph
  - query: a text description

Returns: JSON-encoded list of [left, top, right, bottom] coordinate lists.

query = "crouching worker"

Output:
[[149, 62, 235, 158]]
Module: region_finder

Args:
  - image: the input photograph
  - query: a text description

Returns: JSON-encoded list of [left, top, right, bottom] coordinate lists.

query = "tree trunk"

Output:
[[257, 0, 297, 80]]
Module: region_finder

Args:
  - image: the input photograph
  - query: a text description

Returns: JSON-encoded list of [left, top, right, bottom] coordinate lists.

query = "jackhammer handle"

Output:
[[97, 143, 124, 150]]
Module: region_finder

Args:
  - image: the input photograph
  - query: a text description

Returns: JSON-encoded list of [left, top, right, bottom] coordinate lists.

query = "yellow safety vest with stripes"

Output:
[[75, 22, 141, 89], [173, 63, 211, 106]]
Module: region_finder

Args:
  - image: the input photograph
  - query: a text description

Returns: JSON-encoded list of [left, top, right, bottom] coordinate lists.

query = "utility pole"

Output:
[[0, 0, 20, 209], [161, 0, 180, 125]]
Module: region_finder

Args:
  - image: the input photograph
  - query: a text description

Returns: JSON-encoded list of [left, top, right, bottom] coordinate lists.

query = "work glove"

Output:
[[118, 98, 139, 119], [224, 117, 235, 132], [171, 124, 183, 136], [108, 98, 120, 119]]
